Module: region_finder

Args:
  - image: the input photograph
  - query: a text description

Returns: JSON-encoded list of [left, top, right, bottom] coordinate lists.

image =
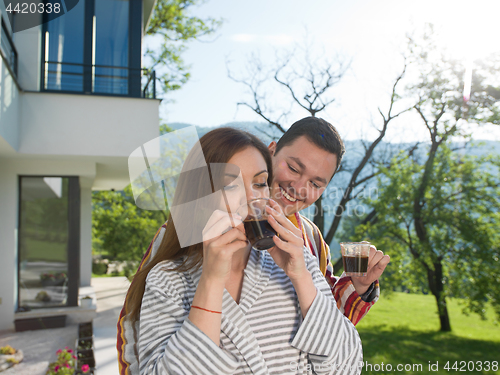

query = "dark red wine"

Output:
[[244, 219, 277, 250], [342, 255, 369, 274]]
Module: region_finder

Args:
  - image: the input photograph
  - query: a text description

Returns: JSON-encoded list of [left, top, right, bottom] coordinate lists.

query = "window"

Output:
[[18, 176, 80, 310], [43, 0, 85, 92]]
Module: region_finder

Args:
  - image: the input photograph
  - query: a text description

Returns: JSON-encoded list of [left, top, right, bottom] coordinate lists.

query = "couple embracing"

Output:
[[117, 116, 390, 375]]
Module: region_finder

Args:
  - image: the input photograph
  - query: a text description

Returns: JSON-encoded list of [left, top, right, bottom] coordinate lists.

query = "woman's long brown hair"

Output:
[[125, 127, 273, 322]]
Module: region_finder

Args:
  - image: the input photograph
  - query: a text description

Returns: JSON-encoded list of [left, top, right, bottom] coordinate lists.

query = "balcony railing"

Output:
[[42, 61, 156, 99], [0, 16, 18, 77]]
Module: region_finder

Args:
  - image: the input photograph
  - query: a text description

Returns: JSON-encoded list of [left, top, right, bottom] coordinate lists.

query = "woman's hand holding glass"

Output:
[[188, 209, 246, 345], [201, 210, 247, 285]]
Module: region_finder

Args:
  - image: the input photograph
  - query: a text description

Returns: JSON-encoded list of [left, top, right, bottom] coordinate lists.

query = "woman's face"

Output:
[[222, 147, 270, 216]]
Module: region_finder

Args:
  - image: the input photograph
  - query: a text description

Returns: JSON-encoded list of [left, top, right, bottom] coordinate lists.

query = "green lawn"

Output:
[[357, 292, 500, 374]]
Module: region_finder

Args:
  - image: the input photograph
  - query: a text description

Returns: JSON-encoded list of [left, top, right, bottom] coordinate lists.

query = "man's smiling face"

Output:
[[268, 135, 338, 217]]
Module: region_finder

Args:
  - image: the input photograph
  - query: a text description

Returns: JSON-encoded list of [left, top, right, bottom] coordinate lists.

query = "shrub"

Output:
[[91, 261, 108, 275], [0, 345, 16, 355]]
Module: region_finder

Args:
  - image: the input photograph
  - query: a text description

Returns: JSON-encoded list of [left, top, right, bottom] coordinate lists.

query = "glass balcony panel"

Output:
[[94, 0, 129, 95], [44, 0, 85, 92]]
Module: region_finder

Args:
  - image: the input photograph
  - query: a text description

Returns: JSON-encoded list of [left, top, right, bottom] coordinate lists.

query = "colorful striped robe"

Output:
[[138, 247, 363, 374], [117, 213, 379, 375]]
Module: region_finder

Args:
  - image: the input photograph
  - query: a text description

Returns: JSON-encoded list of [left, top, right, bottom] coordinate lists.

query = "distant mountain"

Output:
[[166, 122, 499, 203], [168, 122, 499, 155]]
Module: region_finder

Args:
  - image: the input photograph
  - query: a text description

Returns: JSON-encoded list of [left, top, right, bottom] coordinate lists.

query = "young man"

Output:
[[267, 116, 389, 324], [117, 118, 389, 374]]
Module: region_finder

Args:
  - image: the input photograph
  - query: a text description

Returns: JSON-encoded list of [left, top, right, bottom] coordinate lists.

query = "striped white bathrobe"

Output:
[[138, 247, 363, 375]]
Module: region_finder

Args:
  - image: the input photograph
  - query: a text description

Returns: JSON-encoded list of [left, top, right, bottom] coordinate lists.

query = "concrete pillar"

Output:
[[0, 166, 18, 331]]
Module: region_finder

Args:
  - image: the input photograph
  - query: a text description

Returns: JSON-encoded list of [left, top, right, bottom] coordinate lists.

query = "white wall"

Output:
[[13, 25, 41, 91], [19, 93, 160, 157]]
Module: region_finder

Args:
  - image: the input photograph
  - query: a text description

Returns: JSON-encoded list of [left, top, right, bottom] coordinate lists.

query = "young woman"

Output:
[[121, 128, 362, 375]]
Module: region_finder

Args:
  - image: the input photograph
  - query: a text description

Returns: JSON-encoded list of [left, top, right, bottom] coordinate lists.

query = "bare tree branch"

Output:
[[325, 63, 414, 244], [236, 102, 287, 133]]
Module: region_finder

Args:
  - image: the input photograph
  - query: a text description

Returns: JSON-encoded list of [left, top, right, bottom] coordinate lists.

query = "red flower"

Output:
[[81, 364, 90, 373]]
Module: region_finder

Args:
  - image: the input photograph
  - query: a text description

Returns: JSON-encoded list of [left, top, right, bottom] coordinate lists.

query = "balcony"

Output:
[[18, 91, 160, 159], [42, 61, 156, 99]]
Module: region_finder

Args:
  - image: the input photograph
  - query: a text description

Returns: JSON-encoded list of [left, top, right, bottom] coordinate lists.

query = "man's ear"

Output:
[[268, 141, 277, 156]]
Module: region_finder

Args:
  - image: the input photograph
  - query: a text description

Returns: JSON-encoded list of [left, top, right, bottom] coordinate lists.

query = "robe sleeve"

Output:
[[290, 249, 363, 375]]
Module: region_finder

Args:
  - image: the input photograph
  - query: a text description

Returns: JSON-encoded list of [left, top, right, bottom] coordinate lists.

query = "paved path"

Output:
[[0, 324, 77, 375], [92, 276, 130, 375], [0, 277, 129, 375]]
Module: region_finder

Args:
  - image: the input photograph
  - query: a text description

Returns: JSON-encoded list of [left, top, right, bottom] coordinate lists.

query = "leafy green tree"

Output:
[[92, 125, 176, 267], [92, 185, 167, 265], [359, 145, 500, 331], [145, 0, 222, 93], [358, 26, 500, 331]]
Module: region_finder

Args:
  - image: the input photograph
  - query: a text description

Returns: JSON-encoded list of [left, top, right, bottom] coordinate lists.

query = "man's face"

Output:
[[268, 136, 338, 216]]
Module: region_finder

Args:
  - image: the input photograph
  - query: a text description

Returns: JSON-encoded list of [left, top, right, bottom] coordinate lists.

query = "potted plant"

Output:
[[80, 296, 93, 309], [78, 322, 93, 338], [75, 336, 95, 375], [76, 337, 93, 351], [76, 354, 95, 372], [77, 348, 94, 362]]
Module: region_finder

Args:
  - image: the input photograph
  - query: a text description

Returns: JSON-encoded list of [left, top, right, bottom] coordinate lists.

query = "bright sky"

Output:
[[149, 0, 500, 142]]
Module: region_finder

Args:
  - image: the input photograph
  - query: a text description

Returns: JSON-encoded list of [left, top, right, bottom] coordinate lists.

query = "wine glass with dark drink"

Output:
[[242, 198, 277, 250], [340, 242, 370, 276]]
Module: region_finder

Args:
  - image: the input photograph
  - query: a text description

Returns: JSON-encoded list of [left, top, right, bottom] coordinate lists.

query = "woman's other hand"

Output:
[[265, 199, 308, 282], [266, 199, 317, 317]]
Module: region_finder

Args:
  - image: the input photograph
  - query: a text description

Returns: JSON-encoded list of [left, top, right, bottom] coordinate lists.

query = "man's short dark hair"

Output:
[[275, 117, 345, 174]]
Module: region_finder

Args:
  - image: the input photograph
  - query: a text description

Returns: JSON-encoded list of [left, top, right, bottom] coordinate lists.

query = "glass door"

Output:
[[18, 176, 80, 310]]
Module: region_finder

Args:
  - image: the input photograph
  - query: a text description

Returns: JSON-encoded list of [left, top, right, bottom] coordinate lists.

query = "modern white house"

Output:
[[0, 0, 160, 331]]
